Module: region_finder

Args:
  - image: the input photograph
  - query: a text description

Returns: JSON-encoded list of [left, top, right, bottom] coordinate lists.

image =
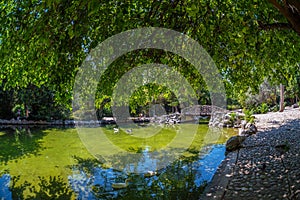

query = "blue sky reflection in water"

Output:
[[68, 144, 226, 200], [0, 126, 236, 199], [0, 174, 11, 199]]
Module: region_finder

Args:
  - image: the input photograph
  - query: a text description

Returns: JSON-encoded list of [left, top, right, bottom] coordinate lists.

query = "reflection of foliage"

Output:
[[9, 175, 73, 199], [29, 176, 73, 199], [115, 159, 206, 200], [74, 155, 207, 199], [71, 156, 102, 175], [153, 160, 207, 200], [127, 146, 143, 153], [0, 128, 46, 164], [184, 148, 201, 161], [10, 176, 30, 200]]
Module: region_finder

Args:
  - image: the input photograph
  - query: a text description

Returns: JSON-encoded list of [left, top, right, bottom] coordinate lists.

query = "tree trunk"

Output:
[[25, 104, 29, 119], [268, 0, 300, 36], [279, 84, 285, 112]]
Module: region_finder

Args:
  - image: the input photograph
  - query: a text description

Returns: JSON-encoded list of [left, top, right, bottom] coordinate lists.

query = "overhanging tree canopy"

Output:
[[0, 0, 299, 110]]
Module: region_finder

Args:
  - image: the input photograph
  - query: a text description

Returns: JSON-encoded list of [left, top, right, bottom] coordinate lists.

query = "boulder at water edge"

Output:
[[225, 136, 247, 152]]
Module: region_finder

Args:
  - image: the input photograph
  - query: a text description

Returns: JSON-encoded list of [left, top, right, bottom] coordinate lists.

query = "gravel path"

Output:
[[254, 107, 300, 131], [202, 107, 300, 200]]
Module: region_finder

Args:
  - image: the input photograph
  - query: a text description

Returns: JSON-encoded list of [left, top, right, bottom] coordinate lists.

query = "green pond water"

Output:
[[0, 124, 237, 199]]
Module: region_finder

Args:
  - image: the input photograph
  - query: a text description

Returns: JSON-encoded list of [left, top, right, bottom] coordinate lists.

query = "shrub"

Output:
[[227, 104, 241, 110], [243, 109, 255, 123], [259, 103, 269, 114], [270, 105, 279, 112], [229, 112, 237, 123], [12, 104, 25, 118]]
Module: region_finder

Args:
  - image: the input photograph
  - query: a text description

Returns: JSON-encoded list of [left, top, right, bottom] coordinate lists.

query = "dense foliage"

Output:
[[0, 0, 299, 119]]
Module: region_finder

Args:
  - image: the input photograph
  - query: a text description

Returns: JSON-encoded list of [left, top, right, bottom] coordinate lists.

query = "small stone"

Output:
[[206, 193, 212, 197]]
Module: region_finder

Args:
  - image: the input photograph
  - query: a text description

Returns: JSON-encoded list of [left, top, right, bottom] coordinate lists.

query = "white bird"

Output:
[[144, 171, 157, 178], [126, 129, 132, 134], [113, 128, 119, 134], [112, 179, 131, 189]]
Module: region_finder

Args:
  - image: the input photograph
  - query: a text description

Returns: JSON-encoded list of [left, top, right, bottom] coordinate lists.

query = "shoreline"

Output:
[[202, 107, 300, 199], [0, 117, 155, 127]]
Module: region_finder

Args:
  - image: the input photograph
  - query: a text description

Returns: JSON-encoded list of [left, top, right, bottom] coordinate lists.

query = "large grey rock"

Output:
[[239, 123, 257, 136], [245, 123, 257, 133]]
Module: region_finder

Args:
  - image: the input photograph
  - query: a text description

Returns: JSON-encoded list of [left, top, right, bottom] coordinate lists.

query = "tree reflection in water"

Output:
[[1, 126, 231, 199], [0, 127, 46, 165], [7, 175, 73, 199], [3, 144, 225, 199], [68, 145, 225, 199]]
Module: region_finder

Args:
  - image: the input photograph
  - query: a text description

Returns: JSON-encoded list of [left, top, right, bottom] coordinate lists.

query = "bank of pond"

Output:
[[0, 124, 236, 199]]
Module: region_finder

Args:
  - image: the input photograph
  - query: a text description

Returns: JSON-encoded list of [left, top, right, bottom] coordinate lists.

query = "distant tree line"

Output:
[[0, 82, 70, 121]]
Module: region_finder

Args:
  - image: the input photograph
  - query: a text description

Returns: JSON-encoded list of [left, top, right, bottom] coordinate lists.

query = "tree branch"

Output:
[[258, 21, 292, 30], [268, 0, 285, 11], [268, 0, 300, 36]]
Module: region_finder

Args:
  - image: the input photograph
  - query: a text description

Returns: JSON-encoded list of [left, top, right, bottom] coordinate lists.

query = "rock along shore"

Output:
[[0, 117, 153, 127], [201, 107, 300, 200]]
